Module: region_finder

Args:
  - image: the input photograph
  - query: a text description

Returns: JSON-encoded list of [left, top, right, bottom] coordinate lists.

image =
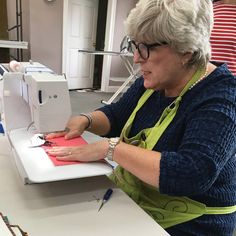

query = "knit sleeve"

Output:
[[159, 85, 236, 196], [97, 77, 145, 137]]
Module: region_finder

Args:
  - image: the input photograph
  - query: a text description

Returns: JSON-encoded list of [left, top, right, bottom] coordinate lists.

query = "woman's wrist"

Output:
[[105, 137, 120, 161], [79, 113, 93, 130]]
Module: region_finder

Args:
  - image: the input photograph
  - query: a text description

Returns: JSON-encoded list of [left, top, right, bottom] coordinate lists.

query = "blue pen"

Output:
[[98, 188, 113, 211]]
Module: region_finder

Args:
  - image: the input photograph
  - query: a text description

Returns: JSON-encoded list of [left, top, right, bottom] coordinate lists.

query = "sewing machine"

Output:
[[0, 62, 112, 184]]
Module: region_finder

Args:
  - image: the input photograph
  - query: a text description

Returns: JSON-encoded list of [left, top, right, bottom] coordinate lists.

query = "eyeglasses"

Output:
[[129, 40, 166, 60]]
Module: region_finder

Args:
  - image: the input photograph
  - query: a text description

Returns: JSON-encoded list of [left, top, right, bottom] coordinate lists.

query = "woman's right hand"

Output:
[[46, 115, 89, 140]]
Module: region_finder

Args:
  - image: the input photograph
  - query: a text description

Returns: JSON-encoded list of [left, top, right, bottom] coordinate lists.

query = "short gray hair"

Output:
[[125, 0, 214, 67]]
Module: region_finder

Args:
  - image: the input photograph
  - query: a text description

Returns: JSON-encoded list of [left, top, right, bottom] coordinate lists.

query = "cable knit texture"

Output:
[[98, 64, 236, 236]]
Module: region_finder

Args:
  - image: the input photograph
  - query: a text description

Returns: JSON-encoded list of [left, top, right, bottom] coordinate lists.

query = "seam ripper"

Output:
[[98, 188, 113, 212]]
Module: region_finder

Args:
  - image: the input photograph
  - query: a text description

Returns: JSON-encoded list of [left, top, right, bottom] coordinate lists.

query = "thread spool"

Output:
[[9, 60, 22, 72]]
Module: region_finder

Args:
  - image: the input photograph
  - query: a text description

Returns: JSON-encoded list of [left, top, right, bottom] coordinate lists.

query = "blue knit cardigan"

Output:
[[98, 64, 236, 236]]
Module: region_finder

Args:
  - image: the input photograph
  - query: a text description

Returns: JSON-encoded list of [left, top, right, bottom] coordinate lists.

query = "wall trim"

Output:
[[100, 0, 117, 92], [62, 0, 68, 74]]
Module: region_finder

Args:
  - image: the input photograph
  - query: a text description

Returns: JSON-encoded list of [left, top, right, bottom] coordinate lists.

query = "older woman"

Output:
[[47, 0, 236, 235]]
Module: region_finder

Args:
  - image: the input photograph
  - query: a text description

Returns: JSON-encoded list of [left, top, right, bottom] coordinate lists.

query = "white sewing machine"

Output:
[[0, 62, 112, 184]]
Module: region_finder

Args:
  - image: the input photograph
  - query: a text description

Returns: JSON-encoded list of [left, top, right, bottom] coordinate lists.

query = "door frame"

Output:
[[62, 0, 117, 92], [100, 0, 117, 92], [62, 0, 69, 76]]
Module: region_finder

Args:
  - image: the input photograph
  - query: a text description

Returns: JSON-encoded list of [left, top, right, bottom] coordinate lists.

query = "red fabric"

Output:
[[43, 136, 87, 166], [210, 1, 236, 76]]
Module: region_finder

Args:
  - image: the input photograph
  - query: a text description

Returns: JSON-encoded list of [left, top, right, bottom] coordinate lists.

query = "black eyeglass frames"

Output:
[[129, 40, 166, 60]]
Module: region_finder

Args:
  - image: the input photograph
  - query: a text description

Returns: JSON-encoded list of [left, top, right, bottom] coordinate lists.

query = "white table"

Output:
[[0, 136, 169, 236]]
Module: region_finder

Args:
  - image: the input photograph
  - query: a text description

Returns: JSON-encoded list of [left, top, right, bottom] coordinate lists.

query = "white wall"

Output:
[[109, 0, 137, 81], [29, 0, 63, 73], [7, 0, 137, 88]]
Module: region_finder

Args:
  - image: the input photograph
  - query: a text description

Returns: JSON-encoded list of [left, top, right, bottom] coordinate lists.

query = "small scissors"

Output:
[[29, 134, 55, 148]]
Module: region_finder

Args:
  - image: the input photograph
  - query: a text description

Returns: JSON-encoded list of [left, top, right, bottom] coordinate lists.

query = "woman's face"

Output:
[[133, 44, 188, 96]]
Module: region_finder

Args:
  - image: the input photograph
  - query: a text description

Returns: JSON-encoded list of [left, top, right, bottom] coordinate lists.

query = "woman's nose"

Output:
[[133, 49, 145, 63]]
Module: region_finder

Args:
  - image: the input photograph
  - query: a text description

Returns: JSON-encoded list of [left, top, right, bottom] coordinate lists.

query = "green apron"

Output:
[[109, 67, 236, 229]]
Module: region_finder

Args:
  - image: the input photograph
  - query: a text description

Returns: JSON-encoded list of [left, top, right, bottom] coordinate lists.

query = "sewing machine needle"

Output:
[[98, 188, 113, 212]]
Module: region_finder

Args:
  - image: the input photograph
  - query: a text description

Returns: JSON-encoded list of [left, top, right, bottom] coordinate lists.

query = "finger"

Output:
[[65, 130, 82, 139], [56, 155, 78, 161], [46, 131, 67, 139], [46, 147, 70, 156]]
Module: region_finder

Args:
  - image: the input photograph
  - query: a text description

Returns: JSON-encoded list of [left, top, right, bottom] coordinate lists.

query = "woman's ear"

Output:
[[181, 52, 193, 66]]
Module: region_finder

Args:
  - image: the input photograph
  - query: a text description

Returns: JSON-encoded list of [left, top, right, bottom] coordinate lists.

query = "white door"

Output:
[[63, 0, 99, 89]]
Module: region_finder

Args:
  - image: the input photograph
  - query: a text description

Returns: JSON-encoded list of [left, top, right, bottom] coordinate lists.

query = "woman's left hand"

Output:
[[46, 140, 109, 162]]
